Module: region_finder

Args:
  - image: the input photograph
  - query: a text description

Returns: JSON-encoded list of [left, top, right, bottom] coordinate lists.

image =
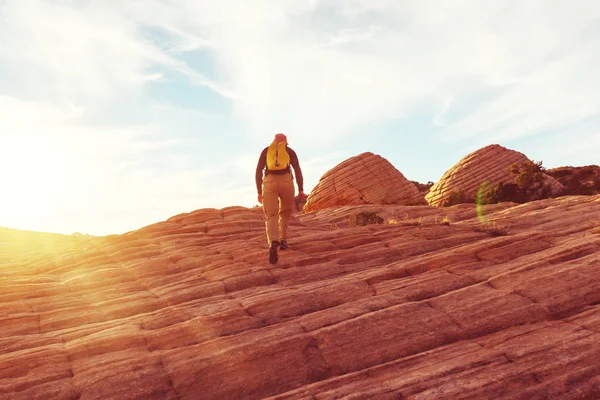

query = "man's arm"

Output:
[[288, 148, 304, 193], [255, 148, 268, 194]]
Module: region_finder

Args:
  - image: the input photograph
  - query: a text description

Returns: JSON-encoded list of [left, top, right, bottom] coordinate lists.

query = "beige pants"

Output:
[[262, 173, 295, 245]]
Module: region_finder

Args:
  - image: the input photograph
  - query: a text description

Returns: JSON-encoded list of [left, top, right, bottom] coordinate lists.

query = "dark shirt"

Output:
[[255, 146, 304, 194]]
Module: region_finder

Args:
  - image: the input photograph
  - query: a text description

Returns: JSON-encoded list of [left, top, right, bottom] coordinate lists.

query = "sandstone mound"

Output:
[[425, 144, 563, 206], [303, 152, 424, 212], [2, 197, 600, 399]]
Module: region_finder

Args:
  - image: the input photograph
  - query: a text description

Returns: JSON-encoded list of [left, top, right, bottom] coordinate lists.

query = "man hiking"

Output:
[[255, 133, 306, 264]]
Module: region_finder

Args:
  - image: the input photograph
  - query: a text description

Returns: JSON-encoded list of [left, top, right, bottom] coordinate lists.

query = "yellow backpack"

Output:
[[266, 141, 290, 170]]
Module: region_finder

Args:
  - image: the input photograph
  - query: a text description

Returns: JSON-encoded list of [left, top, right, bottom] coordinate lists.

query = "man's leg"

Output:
[[278, 174, 295, 246], [262, 176, 280, 246]]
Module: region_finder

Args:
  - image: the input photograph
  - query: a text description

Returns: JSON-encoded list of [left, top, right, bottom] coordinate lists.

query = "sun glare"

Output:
[[0, 135, 82, 233]]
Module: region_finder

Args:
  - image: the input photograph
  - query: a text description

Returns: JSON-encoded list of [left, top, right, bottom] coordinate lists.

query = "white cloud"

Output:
[[1, 1, 151, 99], [145, 0, 600, 145], [1, 0, 600, 234], [0, 96, 218, 235], [0, 0, 240, 234]]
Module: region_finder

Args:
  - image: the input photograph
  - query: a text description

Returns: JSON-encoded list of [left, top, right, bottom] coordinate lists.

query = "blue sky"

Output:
[[0, 0, 599, 235]]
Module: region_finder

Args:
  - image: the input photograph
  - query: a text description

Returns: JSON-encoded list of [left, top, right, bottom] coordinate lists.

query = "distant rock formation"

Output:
[[546, 165, 600, 196], [411, 180, 434, 194], [425, 144, 563, 206], [303, 152, 424, 212]]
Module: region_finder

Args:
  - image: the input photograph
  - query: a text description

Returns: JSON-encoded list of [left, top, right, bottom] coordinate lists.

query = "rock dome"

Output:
[[304, 152, 424, 212], [426, 144, 563, 206]]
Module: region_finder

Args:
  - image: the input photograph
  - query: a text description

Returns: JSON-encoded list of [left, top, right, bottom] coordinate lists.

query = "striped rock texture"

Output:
[[425, 144, 563, 207], [303, 152, 424, 212], [2, 196, 600, 399]]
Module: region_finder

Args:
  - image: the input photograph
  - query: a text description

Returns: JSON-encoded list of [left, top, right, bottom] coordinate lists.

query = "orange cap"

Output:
[[274, 133, 287, 144]]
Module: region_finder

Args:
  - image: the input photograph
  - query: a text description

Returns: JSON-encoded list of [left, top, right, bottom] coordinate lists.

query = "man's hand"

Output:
[[257, 193, 263, 204]]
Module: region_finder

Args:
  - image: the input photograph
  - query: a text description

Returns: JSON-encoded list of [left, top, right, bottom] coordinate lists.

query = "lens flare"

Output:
[[476, 181, 491, 223]]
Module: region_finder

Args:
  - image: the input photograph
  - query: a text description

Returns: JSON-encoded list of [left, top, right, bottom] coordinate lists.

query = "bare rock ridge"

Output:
[[2, 196, 600, 399], [303, 152, 424, 212], [425, 144, 563, 206]]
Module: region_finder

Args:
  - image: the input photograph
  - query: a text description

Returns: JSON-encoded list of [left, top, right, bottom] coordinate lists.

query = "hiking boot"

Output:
[[280, 240, 288, 250], [269, 241, 279, 264]]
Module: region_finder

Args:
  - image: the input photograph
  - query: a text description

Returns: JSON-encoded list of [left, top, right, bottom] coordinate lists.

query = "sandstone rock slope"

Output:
[[304, 152, 424, 213], [1, 197, 600, 399], [425, 144, 563, 206]]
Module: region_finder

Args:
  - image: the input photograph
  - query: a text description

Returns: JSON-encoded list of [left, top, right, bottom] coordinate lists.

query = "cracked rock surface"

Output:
[[1, 196, 600, 399]]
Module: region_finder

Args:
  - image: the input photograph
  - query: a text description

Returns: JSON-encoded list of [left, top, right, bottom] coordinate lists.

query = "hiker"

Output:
[[255, 133, 306, 264]]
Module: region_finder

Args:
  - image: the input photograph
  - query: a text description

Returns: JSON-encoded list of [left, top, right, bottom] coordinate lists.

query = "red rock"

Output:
[[426, 144, 564, 206], [546, 165, 600, 195], [1, 193, 600, 399], [304, 152, 424, 212]]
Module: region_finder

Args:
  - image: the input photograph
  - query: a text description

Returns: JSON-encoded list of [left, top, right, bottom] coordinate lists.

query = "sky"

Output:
[[1, 0, 599, 236]]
